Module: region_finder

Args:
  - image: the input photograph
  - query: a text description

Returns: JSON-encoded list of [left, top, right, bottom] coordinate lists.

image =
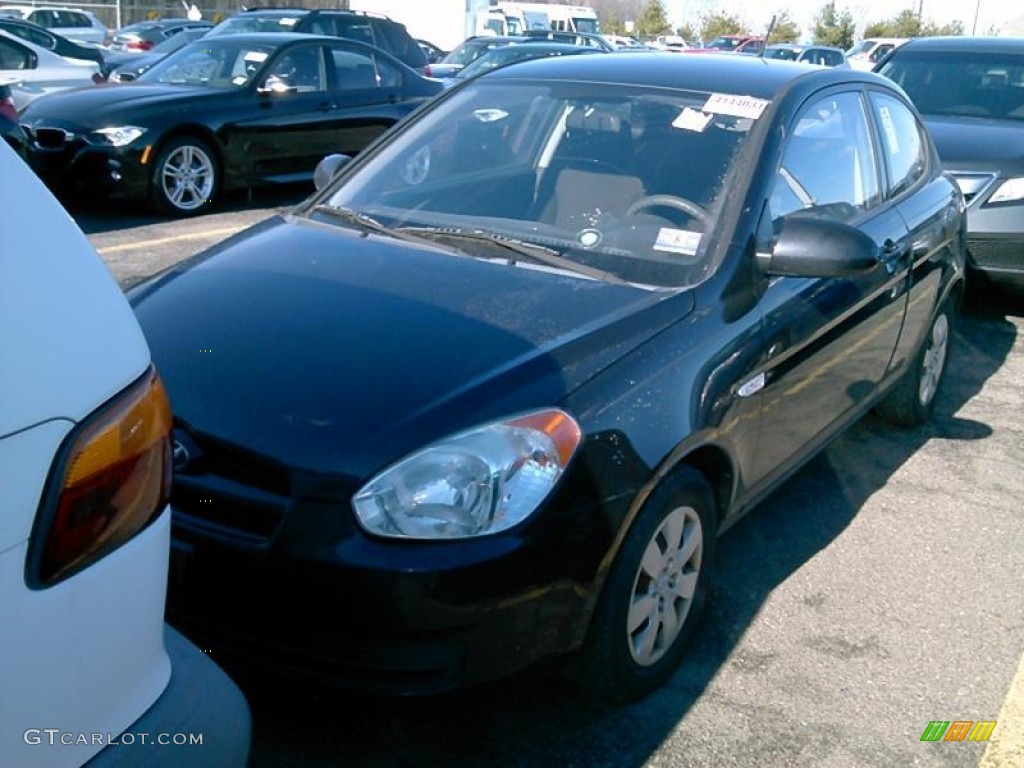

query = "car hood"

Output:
[[923, 115, 1024, 176], [131, 215, 692, 480], [21, 83, 232, 124]]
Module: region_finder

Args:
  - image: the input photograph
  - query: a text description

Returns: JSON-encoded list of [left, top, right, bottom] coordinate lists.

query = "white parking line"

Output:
[[96, 226, 244, 255], [981, 651, 1024, 766]]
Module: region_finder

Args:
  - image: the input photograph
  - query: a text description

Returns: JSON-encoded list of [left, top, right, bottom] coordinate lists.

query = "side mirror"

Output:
[[313, 153, 352, 191], [758, 214, 879, 278]]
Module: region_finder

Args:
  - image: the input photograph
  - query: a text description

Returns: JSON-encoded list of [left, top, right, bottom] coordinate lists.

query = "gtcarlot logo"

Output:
[[24, 729, 203, 746]]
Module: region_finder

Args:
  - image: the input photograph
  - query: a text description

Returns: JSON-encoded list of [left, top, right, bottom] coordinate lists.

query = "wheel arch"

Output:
[[148, 126, 226, 187]]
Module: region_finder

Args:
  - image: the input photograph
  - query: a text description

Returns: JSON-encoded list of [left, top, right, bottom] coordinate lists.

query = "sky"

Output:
[[660, 0, 1022, 40]]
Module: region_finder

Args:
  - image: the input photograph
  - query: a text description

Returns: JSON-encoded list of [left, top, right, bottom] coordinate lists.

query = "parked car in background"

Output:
[[0, 29, 99, 110], [441, 41, 600, 86], [108, 18, 212, 52], [133, 53, 964, 701], [846, 37, 908, 71], [877, 36, 1024, 287], [103, 26, 211, 81], [520, 29, 615, 50], [0, 137, 252, 768], [0, 5, 108, 45], [416, 37, 446, 63], [763, 43, 848, 67], [652, 34, 689, 52], [207, 9, 428, 72], [21, 33, 443, 215], [425, 34, 526, 78], [691, 34, 764, 55], [0, 16, 103, 65]]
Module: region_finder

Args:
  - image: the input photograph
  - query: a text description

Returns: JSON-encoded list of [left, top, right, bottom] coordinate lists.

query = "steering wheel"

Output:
[[625, 195, 711, 228]]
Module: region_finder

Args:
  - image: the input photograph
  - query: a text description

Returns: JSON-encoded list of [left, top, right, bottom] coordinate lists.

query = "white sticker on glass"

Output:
[[244, 51, 269, 63], [672, 107, 714, 132], [654, 228, 702, 256], [878, 105, 901, 153], [702, 93, 770, 120]]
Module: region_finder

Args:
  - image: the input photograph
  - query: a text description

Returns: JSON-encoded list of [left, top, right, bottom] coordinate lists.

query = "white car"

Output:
[[845, 37, 909, 71], [0, 28, 98, 109], [0, 5, 107, 44], [0, 141, 251, 767]]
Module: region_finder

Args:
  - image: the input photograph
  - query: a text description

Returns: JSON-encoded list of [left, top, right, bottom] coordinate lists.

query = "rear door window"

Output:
[[868, 92, 927, 198], [0, 37, 32, 69]]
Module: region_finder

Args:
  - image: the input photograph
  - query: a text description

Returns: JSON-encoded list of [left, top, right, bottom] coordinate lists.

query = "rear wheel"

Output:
[[875, 297, 955, 426], [151, 136, 219, 216], [571, 468, 715, 701]]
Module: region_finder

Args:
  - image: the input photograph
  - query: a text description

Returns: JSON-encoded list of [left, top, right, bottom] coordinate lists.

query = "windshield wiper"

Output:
[[395, 227, 631, 285], [311, 205, 462, 252]]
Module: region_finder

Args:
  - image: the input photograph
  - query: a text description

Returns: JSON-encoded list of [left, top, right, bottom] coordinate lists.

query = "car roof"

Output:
[[897, 36, 1024, 53], [484, 48, 872, 98]]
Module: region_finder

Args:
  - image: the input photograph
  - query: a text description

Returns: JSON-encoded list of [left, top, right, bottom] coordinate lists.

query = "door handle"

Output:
[[317, 102, 337, 111]]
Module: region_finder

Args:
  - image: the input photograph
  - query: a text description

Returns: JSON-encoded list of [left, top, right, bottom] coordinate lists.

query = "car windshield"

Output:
[[441, 40, 504, 66], [845, 40, 873, 56], [139, 38, 276, 87], [152, 27, 207, 54], [764, 47, 799, 61], [879, 50, 1024, 121], [314, 79, 758, 289], [573, 18, 599, 34], [207, 13, 303, 36], [707, 37, 741, 50], [457, 46, 571, 79]]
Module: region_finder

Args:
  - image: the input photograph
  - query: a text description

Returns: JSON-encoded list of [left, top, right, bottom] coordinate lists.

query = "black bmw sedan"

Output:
[[19, 33, 442, 215], [131, 53, 966, 698]]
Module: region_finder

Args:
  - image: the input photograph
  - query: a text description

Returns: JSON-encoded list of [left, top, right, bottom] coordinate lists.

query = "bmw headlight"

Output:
[[93, 126, 146, 147], [988, 177, 1024, 204], [352, 409, 582, 540]]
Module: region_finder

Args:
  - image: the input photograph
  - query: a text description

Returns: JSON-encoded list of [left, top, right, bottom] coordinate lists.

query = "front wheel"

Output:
[[151, 136, 219, 216], [875, 297, 955, 426], [570, 468, 716, 701]]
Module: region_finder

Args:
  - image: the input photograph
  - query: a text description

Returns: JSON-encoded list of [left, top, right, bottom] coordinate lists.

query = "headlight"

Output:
[[352, 409, 582, 540], [92, 126, 146, 147], [988, 177, 1024, 204]]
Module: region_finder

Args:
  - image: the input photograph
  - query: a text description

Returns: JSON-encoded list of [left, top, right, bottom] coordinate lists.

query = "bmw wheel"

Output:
[[151, 136, 219, 216], [875, 297, 955, 427], [573, 468, 715, 701]]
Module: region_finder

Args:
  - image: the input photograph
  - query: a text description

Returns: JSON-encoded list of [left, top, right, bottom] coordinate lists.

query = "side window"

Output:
[[58, 11, 86, 28], [306, 17, 333, 36], [265, 46, 326, 92], [378, 21, 411, 58], [376, 57, 401, 88], [334, 17, 375, 47], [825, 50, 842, 67], [869, 92, 927, 198], [870, 44, 892, 63], [331, 48, 380, 90], [28, 10, 55, 27], [771, 91, 880, 223], [0, 38, 32, 69]]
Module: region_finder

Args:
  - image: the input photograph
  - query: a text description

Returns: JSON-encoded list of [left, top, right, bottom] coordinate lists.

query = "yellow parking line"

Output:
[[96, 226, 243, 255], [980, 651, 1024, 766]]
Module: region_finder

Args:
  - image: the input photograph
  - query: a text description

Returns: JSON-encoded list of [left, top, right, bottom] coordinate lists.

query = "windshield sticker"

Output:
[[654, 228, 702, 256], [473, 108, 509, 123], [702, 93, 770, 120], [673, 107, 714, 132], [244, 51, 269, 63], [232, 75, 248, 85], [279, 17, 298, 26], [878, 105, 901, 153]]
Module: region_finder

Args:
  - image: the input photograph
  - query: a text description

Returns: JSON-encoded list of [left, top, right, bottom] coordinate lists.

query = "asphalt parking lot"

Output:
[[78, 189, 1024, 768]]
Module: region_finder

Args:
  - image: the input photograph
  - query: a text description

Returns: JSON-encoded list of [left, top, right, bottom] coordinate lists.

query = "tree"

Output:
[[635, 0, 671, 37], [864, 9, 965, 38], [600, 7, 628, 36], [922, 19, 964, 36], [812, 2, 855, 50], [766, 11, 800, 43], [677, 22, 698, 43], [699, 12, 749, 43]]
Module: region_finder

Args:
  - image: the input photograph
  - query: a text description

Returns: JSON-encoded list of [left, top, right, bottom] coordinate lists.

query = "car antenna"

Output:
[[759, 15, 776, 60]]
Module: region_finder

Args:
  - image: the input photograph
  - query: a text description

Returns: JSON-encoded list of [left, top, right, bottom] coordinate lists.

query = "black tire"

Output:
[[150, 135, 219, 216], [570, 468, 716, 702], [875, 297, 956, 427]]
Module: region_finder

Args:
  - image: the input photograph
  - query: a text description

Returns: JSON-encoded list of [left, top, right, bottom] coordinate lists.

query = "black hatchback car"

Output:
[[877, 36, 1024, 288], [132, 54, 965, 698], [207, 8, 427, 71], [20, 33, 442, 214]]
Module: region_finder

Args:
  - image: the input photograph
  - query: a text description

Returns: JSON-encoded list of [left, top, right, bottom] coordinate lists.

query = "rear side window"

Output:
[[869, 92, 927, 198], [331, 48, 380, 90], [825, 50, 843, 66], [0, 37, 32, 69], [2, 22, 53, 48], [27, 10, 56, 27]]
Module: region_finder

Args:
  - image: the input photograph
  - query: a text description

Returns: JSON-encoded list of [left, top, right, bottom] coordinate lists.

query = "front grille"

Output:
[[31, 128, 72, 149], [968, 239, 1024, 271]]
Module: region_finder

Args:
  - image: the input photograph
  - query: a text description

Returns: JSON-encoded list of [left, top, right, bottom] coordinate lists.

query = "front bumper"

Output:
[[22, 128, 151, 201], [87, 625, 251, 767], [954, 173, 1024, 287]]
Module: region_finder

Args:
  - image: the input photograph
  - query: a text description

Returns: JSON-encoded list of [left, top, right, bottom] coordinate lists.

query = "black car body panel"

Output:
[[132, 53, 966, 693], [19, 34, 442, 206], [877, 37, 1024, 286]]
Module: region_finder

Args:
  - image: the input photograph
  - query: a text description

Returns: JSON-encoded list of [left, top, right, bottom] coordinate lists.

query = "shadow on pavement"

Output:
[[229, 300, 1016, 768]]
